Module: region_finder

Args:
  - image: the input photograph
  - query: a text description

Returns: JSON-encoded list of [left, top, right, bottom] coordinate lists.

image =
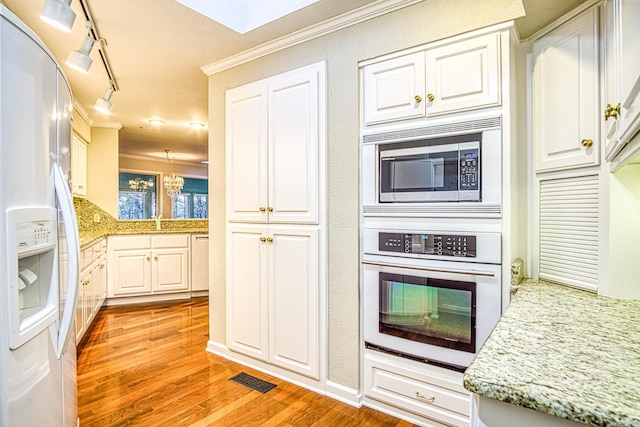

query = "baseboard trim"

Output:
[[325, 380, 362, 408]]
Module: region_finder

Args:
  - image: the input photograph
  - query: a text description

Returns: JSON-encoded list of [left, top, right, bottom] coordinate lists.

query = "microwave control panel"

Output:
[[379, 232, 477, 258], [459, 148, 479, 191]]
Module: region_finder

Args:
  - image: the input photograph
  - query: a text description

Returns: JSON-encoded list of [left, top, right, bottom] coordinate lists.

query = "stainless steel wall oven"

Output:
[[362, 228, 502, 369]]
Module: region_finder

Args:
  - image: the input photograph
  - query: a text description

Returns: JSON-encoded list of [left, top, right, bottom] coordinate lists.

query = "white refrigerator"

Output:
[[0, 6, 80, 427]]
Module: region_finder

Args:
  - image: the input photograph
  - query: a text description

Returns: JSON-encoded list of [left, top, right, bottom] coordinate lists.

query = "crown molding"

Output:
[[201, 0, 423, 76], [73, 98, 93, 126], [92, 121, 123, 130], [119, 152, 208, 168]]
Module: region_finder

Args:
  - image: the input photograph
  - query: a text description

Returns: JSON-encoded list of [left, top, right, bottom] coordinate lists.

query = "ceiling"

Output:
[[2, 0, 586, 166]]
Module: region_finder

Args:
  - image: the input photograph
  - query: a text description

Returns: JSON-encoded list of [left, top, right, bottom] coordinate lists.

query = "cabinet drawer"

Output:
[[81, 246, 93, 270], [365, 352, 469, 427], [108, 235, 151, 250], [152, 234, 189, 248], [92, 238, 107, 258]]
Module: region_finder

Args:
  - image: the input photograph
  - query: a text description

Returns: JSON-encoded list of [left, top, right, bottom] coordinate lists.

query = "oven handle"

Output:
[[361, 260, 496, 277]]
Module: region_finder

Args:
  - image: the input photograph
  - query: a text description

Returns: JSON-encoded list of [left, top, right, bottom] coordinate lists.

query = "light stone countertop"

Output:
[[463, 280, 640, 427]]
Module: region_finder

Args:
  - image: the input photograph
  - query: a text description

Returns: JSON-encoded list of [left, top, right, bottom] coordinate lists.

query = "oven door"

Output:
[[363, 256, 501, 368]]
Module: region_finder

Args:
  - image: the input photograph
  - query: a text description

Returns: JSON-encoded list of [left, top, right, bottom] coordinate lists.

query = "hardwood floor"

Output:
[[77, 299, 414, 426]]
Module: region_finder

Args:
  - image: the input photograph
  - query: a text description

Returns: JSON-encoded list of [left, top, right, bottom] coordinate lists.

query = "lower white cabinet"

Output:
[[226, 224, 319, 379], [107, 234, 190, 298], [76, 238, 107, 343], [190, 234, 209, 293], [364, 350, 470, 427]]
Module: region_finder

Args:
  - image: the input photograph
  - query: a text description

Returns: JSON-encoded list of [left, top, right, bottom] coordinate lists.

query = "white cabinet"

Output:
[[225, 62, 325, 381], [604, 0, 640, 167], [363, 52, 426, 125], [107, 234, 190, 299], [226, 225, 319, 379], [364, 350, 470, 427], [71, 133, 87, 197], [532, 7, 600, 172], [226, 61, 321, 224], [190, 234, 209, 293], [75, 238, 107, 343], [424, 32, 501, 117], [362, 31, 501, 126]]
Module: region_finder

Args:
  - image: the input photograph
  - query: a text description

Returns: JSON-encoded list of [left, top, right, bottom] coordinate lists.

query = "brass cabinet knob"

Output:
[[260, 237, 267, 243], [414, 95, 422, 102], [267, 207, 273, 213], [259, 207, 266, 212], [266, 237, 273, 243], [426, 93, 435, 102], [604, 103, 621, 120], [581, 139, 594, 148]]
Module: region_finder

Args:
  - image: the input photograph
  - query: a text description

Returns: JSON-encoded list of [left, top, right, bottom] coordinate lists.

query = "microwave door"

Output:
[[380, 144, 460, 202]]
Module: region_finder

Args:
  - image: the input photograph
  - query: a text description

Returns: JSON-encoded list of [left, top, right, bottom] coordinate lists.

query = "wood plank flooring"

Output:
[[77, 298, 414, 426]]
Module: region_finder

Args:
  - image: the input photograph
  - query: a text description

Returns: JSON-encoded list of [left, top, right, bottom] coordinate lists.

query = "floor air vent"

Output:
[[229, 372, 277, 394]]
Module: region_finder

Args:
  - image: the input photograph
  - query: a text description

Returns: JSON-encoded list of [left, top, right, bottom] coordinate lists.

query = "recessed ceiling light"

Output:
[[201, 160, 209, 164], [189, 122, 206, 129], [148, 119, 165, 125]]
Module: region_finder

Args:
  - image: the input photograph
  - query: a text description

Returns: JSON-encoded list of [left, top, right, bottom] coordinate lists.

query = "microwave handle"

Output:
[[362, 260, 495, 277]]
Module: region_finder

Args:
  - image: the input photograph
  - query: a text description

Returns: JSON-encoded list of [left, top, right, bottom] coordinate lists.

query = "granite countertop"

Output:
[[463, 280, 640, 427]]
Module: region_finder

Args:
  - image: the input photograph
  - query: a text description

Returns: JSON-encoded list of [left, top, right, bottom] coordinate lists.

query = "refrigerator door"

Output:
[[0, 7, 78, 427]]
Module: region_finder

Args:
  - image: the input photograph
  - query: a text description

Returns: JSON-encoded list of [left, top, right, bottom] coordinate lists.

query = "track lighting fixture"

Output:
[[40, 0, 76, 32], [94, 85, 114, 114], [66, 33, 96, 73]]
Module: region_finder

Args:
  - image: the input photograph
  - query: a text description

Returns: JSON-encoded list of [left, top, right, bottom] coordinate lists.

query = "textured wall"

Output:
[[207, 0, 526, 391], [87, 126, 119, 218]]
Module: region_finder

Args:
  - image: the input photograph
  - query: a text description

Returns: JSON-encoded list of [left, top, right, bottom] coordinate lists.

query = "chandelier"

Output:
[[128, 177, 151, 192], [163, 149, 184, 198]]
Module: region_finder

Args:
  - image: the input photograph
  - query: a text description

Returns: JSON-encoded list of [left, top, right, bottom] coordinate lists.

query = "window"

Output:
[[172, 178, 208, 219], [118, 173, 158, 219]]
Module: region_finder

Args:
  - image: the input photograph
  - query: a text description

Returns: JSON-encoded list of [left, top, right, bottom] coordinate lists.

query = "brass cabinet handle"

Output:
[[415, 391, 435, 403], [604, 103, 621, 120], [99, 264, 105, 269], [146, 256, 150, 261], [259, 207, 266, 212], [581, 139, 594, 148], [266, 237, 273, 243], [426, 93, 435, 102], [260, 237, 267, 243], [267, 207, 273, 213], [154, 256, 158, 260], [414, 95, 422, 102]]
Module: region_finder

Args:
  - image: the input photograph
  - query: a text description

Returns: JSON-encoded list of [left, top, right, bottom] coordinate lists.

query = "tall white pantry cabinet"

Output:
[[225, 62, 325, 381]]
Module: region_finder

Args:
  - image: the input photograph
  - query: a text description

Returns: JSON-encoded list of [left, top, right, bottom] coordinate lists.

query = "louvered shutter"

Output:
[[539, 175, 599, 291]]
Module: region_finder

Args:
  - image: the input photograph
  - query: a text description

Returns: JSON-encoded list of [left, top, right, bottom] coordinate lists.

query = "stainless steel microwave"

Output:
[[379, 136, 480, 202], [361, 116, 502, 216]]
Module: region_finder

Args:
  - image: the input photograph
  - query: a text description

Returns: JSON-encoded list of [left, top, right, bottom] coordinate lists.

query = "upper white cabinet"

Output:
[[226, 62, 322, 224], [425, 32, 501, 116], [363, 52, 426, 125], [604, 0, 640, 167], [532, 7, 600, 172], [71, 133, 87, 196], [362, 31, 501, 126]]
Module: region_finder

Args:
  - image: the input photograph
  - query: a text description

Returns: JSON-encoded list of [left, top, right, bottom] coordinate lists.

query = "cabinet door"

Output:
[[226, 82, 268, 223], [226, 226, 269, 361], [604, 0, 640, 161], [190, 234, 209, 292], [93, 257, 106, 312], [268, 64, 320, 224], [75, 270, 90, 342], [151, 248, 190, 293], [268, 227, 318, 379], [71, 134, 87, 197], [109, 249, 152, 296], [363, 52, 426, 125], [425, 33, 500, 116], [532, 8, 599, 172]]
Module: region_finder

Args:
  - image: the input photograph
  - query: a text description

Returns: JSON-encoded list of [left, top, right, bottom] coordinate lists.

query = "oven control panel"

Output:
[[379, 232, 477, 258]]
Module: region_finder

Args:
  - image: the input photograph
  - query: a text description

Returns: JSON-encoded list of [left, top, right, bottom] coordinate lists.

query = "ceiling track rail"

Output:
[[78, 0, 118, 92]]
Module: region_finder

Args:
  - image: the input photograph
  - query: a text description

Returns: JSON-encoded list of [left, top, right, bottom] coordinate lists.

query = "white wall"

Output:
[[207, 0, 526, 391]]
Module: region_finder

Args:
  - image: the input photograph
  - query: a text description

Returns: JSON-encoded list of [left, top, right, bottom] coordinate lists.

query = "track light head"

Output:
[[66, 35, 95, 73], [40, 0, 76, 32], [95, 86, 114, 114]]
